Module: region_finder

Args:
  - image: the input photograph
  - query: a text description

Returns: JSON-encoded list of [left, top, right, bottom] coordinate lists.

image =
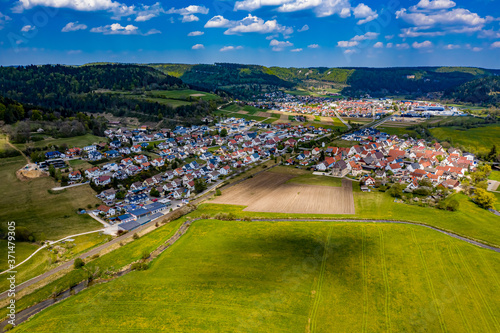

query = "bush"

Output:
[[133, 233, 140, 240], [3, 323, 13, 331], [131, 262, 149, 271], [215, 189, 221, 196], [141, 250, 150, 260], [73, 258, 85, 269], [214, 212, 236, 221]]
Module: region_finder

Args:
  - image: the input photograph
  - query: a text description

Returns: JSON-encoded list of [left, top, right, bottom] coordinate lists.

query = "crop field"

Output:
[[0, 156, 102, 240], [212, 171, 354, 214], [16, 220, 500, 332], [429, 124, 500, 154]]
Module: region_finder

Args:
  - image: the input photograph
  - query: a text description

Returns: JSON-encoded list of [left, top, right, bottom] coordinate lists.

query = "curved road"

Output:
[[2, 216, 499, 302]]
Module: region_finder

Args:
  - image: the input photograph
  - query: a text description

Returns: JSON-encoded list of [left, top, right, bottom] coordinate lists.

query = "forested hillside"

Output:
[[444, 76, 500, 106], [148, 63, 498, 102], [0, 64, 215, 126]]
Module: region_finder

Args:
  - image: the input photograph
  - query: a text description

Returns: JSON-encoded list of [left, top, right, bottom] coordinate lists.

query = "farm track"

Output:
[[378, 228, 392, 333], [411, 229, 447, 333], [452, 243, 500, 331], [446, 241, 491, 330], [361, 226, 368, 333], [433, 241, 471, 332], [308, 226, 332, 333]]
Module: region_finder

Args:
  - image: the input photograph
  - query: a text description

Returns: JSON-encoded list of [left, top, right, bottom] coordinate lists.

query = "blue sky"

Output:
[[0, 0, 499, 67]]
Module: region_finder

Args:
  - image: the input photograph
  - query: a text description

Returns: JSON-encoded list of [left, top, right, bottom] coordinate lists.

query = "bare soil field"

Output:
[[256, 111, 272, 117], [212, 172, 355, 214], [236, 110, 248, 114], [320, 117, 334, 123]]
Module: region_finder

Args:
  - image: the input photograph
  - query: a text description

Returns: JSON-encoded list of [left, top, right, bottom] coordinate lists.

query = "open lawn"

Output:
[[14, 134, 106, 151], [15, 220, 500, 332], [212, 171, 354, 214], [429, 124, 500, 154], [0, 156, 102, 240], [489, 171, 500, 182]]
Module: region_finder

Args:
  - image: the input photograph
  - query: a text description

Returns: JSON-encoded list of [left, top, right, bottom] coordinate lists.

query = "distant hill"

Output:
[[148, 63, 499, 101], [444, 76, 500, 106], [0, 64, 213, 125]]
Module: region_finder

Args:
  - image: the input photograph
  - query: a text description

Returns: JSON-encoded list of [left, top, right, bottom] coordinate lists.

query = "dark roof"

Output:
[[118, 221, 140, 231]]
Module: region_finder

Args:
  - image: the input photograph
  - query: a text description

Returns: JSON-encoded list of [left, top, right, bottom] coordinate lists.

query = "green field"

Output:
[[14, 134, 106, 151], [378, 126, 419, 137], [146, 89, 220, 101], [0, 156, 102, 240], [200, 181, 500, 247], [489, 170, 500, 182], [429, 124, 500, 154], [15, 220, 500, 332]]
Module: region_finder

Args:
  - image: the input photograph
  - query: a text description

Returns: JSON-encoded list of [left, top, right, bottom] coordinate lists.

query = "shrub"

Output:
[[133, 233, 140, 240], [141, 250, 150, 260], [215, 189, 222, 196], [131, 262, 149, 271], [73, 258, 85, 269]]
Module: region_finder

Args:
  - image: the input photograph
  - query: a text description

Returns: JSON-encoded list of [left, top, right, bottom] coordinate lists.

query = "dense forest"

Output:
[[444, 76, 500, 106], [148, 63, 500, 102], [0, 64, 216, 126]]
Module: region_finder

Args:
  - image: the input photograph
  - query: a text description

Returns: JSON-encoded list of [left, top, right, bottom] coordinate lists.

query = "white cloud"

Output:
[[396, 2, 491, 38], [62, 21, 87, 32], [205, 14, 292, 36], [444, 44, 460, 49], [353, 3, 378, 25], [144, 29, 161, 35], [134, 3, 165, 22], [167, 5, 209, 23], [182, 15, 199, 23], [291, 48, 303, 52], [21, 25, 35, 32], [351, 32, 379, 41], [410, 0, 456, 11], [337, 40, 359, 48], [479, 29, 500, 39], [192, 43, 204, 49], [233, 0, 353, 19], [270, 39, 293, 51], [344, 49, 356, 54], [386, 42, 393, 48], [412, 40, 433, 48], [90, 23, 139, 35], [373, 42, 384, 48], [0, 11, 12, 30], [188, 31, 204, 36], [308, 44, 319, 48], [298, 24, 309, 32], [220, 45, 243, 52], [395, 43, 410, 49], [204, 15, 231, 28], [385, 35, 394, 40], [472, 47, 482, 52], [67, 50, 82, 55], [14, 0, 136, 19], [492, 41, 500, 48]]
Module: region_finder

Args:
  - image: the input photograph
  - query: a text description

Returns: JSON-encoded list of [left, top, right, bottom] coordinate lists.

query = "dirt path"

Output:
[[5, 139, 29, 164]]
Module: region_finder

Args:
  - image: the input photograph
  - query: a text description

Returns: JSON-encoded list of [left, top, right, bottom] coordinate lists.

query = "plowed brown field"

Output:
[[212, 172, 355, 214]]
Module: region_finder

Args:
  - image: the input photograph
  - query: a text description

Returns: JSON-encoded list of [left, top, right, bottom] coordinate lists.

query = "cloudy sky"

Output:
[[0, 0, 499, 67]]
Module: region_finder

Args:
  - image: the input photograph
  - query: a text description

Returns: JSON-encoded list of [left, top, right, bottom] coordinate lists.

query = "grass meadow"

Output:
[[14, 220, 500, 332], [0, 156, 102, 240], [429, 124, 500, 154]]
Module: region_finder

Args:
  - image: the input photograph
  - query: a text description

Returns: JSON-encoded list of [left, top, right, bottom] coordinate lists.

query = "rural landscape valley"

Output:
[[1, 0, 500, 332]]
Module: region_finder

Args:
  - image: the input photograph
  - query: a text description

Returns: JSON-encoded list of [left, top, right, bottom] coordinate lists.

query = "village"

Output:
[[35, 111, 478, 233]]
